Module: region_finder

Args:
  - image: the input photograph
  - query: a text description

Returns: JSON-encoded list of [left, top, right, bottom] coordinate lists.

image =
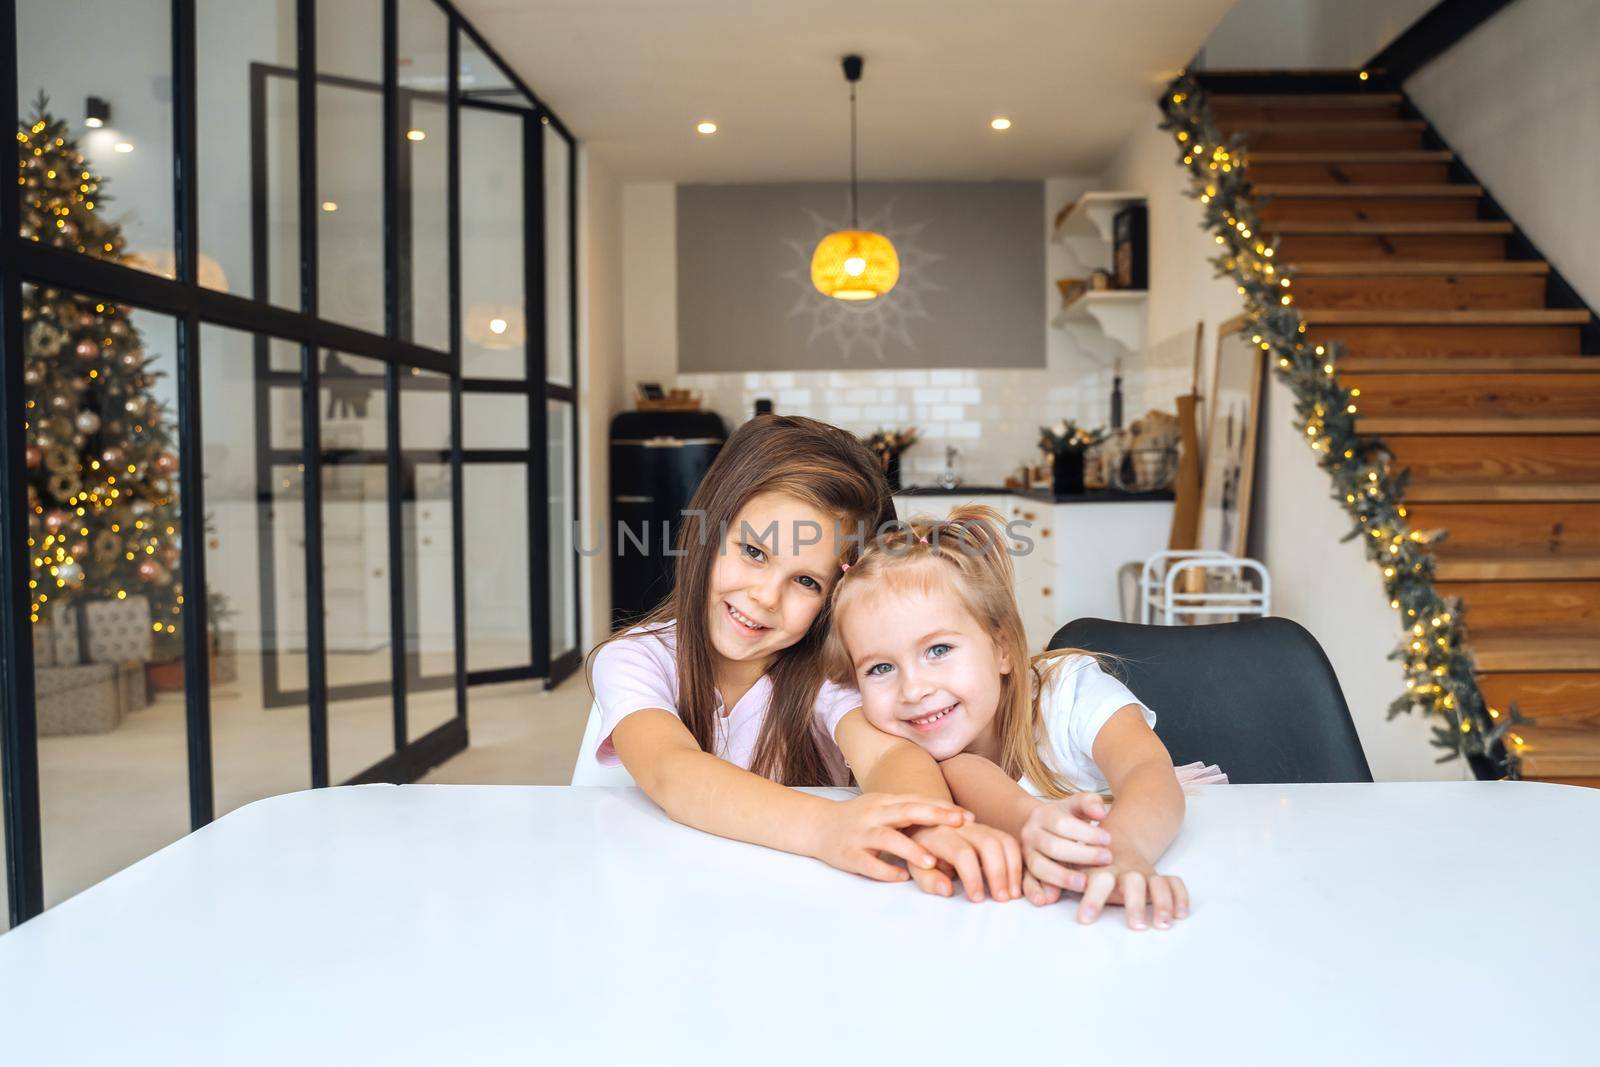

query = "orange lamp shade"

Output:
[[810, 229, 899, 301]]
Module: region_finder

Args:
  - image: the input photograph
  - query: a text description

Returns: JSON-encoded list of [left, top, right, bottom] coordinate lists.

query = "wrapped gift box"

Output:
[[35, 660, 145, 736], [78, 595, 154, 664]]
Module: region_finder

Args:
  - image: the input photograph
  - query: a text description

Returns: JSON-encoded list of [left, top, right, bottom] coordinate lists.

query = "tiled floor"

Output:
[[16, 651, 592, 926]]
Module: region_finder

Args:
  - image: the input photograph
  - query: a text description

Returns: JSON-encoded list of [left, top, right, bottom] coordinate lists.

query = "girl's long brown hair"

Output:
[[824, 505, 1095, 798], [588, 415, 895, 785]]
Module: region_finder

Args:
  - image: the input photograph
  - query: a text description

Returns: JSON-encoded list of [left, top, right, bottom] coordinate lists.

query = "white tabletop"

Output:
[[1, 782, 1594, 1065]]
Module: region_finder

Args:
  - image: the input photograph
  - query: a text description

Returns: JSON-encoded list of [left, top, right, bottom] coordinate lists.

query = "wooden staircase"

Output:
[[1208, 84, 1600, 785]]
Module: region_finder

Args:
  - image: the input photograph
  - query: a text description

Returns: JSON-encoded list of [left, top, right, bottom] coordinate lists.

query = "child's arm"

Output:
[[1082, 704, 1189, 929], [611, 708, 967, 883], [835, 710, 1023, 902], [940, 753, 1112, 903]]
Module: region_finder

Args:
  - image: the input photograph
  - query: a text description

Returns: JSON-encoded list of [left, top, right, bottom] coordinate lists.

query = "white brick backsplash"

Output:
[[673, 353, 1168, 486]]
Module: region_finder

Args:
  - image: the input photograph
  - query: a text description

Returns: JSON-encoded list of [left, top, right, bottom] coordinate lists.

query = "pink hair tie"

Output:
[[917, 535, 929, 544], [839, 562, 850, 572]]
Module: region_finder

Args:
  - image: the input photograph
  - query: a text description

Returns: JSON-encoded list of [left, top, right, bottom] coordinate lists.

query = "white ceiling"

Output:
[[454, 0, 1239, 182]]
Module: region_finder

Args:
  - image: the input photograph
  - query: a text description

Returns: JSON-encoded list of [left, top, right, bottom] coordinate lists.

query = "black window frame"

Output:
[[0, 0, 582, 927]]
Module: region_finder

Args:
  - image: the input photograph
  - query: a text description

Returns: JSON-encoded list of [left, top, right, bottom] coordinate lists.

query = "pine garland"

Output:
[[1158, 75, 1526, 775]]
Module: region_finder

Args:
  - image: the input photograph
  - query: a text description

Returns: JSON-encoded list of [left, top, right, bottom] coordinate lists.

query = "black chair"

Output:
[[1049, 617, 1373, 784]]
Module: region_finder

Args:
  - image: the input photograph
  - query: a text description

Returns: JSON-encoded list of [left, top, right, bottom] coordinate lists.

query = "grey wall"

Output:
[[1407, 0, 1600, 308], [676, 181, 1045, 372]]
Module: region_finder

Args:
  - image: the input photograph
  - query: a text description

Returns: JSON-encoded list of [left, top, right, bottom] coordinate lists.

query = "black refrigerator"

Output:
[[609, 410, 727, 626]]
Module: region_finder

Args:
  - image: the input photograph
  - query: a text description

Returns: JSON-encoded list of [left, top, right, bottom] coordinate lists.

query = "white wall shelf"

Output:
[[1050, 289, 1147, 361], [1051, 190, 1145, 270]]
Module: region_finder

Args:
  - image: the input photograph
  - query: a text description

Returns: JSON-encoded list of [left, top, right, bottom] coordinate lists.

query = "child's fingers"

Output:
[[1031, 830, 1114, 869], [1077, 868, 1117, 924], [1003, 832, 1023, 901], [909, 862, 954, 898], [1022, 871, 1062, 907], [1120, 871, 1149, 931], [1064, 792, 1110, 822], [1024, 851, 1087, 894], [1041, 806, 1112, 846], [1169, 876, 1191, 919], [854, 849, 911, 883], [975, 834, 1013, 902], [933, 837, 986, 903], [1148, 877, 1176, 929], [868, 827, 938, 872], [876, 798, 968, 829]]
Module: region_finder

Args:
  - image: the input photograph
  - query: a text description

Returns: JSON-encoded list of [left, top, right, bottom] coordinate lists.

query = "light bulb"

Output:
[[696, 121, 717, 135], [990, 117, 1012, 131], [489, 317, 508, 335], [844, 256, 866, 276], [406, 129, 426, 142]]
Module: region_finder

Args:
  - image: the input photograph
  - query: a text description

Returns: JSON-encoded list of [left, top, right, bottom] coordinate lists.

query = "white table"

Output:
[[0, 782, 1594, 1065]]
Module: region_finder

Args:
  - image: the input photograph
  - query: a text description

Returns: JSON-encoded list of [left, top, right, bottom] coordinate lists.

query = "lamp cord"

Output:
[[849, 81, 858, 229]]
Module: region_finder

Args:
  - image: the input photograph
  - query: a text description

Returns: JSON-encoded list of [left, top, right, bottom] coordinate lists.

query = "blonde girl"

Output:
[[585, 417, 1023, 900], [827, 505, 1221, 929]]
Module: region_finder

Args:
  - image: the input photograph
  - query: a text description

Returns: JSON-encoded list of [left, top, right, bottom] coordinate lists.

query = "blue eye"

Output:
[[865, 662, 893, 677], [928, 643, 953, 659], [742, 543, 766, 563], [796, 575, 820, 590]]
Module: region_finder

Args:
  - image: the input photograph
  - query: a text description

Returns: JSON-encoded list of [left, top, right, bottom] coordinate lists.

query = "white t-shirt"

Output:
[[1019, 654, 1155, 794], [589, 622, 862, 786]]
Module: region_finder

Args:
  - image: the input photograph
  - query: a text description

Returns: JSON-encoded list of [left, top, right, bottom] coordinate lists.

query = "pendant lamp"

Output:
[[811, 54, 899, 301]]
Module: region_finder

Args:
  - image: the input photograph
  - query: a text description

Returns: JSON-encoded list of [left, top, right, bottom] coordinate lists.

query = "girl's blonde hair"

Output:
[[586, 415, 895, 786], [824, 505, 1093, 798]]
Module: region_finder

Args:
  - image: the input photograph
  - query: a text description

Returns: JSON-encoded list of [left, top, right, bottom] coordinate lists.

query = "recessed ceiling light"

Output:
[[406, 129, 426, 142], [321, 200, 338, 212], [696, 121, 718, 135], [489, 317, 508, 335], [113, 141, 134, 153], [990, 117, 1012, 131]]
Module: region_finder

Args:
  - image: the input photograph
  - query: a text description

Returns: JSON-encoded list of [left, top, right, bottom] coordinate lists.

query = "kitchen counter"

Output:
[[897, 484, 1174, 505]]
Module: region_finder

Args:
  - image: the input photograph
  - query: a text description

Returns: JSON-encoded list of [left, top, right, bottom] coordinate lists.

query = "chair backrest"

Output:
[[1048, 617, 1372, 784], [570, 700, 640, 787]]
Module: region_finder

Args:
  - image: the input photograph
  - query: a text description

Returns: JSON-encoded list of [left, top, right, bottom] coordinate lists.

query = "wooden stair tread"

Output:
[[1359, 416, 1600, 434], [1339, 356, 1597, 373], [1223, 120, 1425, 131], [1470, 635, 1600, 673], [1247, 150, 1453, 162], [1509, 724, 1600, 778], [1298, 309, 1590, 325], [1290, 261, 1549, 277], [1409, 483, 1600, 504], [1210, 93, 1403, 106], [1255, 184, 1482, 198], [1270, 220, 1513, 235], [1434, 554, 1600, 579]]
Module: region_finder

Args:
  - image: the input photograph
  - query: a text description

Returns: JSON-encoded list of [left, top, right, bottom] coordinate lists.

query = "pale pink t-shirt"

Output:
[[590, 622, 863, 786]]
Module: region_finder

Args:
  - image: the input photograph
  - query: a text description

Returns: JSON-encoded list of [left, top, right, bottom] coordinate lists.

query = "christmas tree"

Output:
[[19, 96, 186, 659]]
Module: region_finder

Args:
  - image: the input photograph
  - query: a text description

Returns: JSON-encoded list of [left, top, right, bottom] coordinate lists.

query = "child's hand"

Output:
[[906, 822, 1023, 902], [1077, 845, 1190, 931], [810, 794, 971, 883], [1019, 792, 1115, 895]]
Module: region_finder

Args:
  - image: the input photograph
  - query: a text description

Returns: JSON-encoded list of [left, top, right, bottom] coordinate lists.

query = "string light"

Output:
[[1159, 75, 1520, 776]]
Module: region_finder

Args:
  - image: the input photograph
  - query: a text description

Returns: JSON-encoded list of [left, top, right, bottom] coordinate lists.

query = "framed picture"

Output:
[[635, 381, 665, 401], [1198, 319, 1266, 558]]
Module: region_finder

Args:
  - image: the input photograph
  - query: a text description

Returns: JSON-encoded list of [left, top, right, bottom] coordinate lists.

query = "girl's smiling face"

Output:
[[706, 491, 842, 674], [837, 580, 1012, 761]]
